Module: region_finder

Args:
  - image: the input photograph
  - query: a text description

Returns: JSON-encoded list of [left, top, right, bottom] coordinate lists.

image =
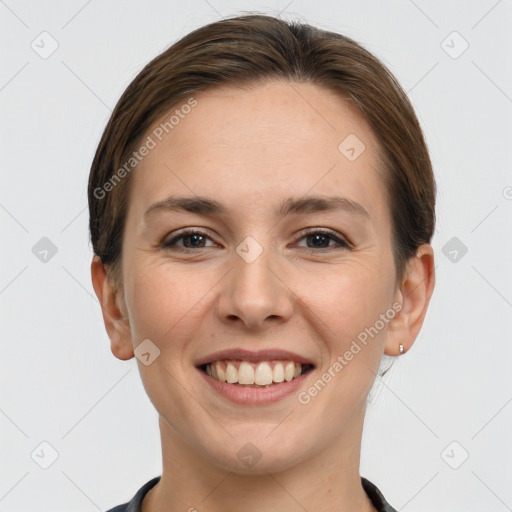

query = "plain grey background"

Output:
[[1, 1, 511, 510]]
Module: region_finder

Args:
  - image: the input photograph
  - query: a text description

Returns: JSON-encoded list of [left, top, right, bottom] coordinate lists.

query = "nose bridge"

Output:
[[217, 234, 293, 328]]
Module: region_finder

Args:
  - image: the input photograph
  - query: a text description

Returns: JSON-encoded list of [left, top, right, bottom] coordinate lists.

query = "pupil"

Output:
[[185, 234, 204, 247], [310, 234, 328, 247]]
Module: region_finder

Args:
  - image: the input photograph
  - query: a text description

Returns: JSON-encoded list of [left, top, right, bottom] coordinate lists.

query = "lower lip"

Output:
[[198, 368, 312, 405]]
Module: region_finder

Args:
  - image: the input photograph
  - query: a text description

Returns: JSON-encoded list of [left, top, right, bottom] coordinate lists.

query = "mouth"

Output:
[[199, 360, 314, 387], [194, 349, 315, 404]]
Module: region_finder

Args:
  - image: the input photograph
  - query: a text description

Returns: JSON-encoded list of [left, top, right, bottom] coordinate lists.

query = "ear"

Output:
[[91, 255, 134, 360], [384, 244, 435, 356]]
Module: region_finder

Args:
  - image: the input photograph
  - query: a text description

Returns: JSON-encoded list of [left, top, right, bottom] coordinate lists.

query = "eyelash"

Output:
[[161, 228, 352, 252]]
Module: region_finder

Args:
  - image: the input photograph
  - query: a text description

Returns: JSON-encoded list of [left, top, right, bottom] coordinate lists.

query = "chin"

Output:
[[198, 429, 314, 475]]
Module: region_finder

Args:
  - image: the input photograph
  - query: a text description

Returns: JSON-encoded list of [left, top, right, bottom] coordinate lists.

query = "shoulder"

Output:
[[104, 476, 161, 512], [105, 506, 128, 512], [361, 477, 398, 512]]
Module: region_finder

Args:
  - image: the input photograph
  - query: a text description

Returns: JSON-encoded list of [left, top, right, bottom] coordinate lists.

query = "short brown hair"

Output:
[[88, 13, 435, 288]]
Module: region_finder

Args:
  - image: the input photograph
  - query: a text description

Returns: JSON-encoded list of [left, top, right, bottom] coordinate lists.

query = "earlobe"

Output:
[[384, 244, 435, 356], [91, 255, 134, 361]]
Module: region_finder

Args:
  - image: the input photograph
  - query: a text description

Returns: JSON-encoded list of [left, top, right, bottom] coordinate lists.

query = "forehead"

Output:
[[127, 81, 387, 222]]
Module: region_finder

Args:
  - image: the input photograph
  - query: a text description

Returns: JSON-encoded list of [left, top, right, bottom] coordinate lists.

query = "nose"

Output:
[[216, 241, 294, 331]]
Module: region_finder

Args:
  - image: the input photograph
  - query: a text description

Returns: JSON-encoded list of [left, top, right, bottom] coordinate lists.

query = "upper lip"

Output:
[[195, 348, 315, 367]]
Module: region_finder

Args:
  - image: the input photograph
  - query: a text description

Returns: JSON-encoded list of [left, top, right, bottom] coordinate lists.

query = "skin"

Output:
[[92, 81, 435, 512]]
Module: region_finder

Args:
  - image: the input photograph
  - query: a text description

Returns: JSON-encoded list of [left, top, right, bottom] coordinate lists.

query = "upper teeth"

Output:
[[205, 360, 303, 386]]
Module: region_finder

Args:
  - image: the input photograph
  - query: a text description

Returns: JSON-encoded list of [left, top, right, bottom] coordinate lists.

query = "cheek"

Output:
[[298, 259, 395, 353], [296, 263, 395, 421], [124, 260, 187, 345], [124, 258, 223, 353]]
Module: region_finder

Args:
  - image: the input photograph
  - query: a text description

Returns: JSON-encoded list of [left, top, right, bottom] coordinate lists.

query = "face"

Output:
[[116, 82, 401, 473]]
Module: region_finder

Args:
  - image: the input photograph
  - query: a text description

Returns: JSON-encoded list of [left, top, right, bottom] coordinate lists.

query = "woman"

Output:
[[89, 14, 435, 512]]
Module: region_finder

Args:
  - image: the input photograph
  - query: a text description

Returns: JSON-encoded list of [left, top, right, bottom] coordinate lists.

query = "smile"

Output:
[[195, 348, 316, 404], [202, 360, 314, 387]]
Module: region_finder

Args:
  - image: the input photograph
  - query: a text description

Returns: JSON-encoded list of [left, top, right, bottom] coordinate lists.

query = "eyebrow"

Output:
[[144, 195, 370, 219]]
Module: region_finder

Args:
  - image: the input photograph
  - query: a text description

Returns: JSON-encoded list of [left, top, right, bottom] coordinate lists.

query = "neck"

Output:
[[143, 405, 376, 512]]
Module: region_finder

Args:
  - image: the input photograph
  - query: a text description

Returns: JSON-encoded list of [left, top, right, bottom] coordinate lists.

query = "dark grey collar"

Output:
[[106, 475, 397, 512]]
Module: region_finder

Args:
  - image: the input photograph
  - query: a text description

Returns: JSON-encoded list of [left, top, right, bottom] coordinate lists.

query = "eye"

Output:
[[162, 229, 217, 250], [161, 228, 351, 252], [294, 228, 351, 251]]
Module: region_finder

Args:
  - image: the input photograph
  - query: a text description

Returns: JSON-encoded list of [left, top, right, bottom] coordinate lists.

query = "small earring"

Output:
[[399, 344, 404, 354]]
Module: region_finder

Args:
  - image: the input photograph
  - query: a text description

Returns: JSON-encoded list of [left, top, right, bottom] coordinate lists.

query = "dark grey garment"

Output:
[[105, 475, 397, 512], [362, 477, 398, 512]]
